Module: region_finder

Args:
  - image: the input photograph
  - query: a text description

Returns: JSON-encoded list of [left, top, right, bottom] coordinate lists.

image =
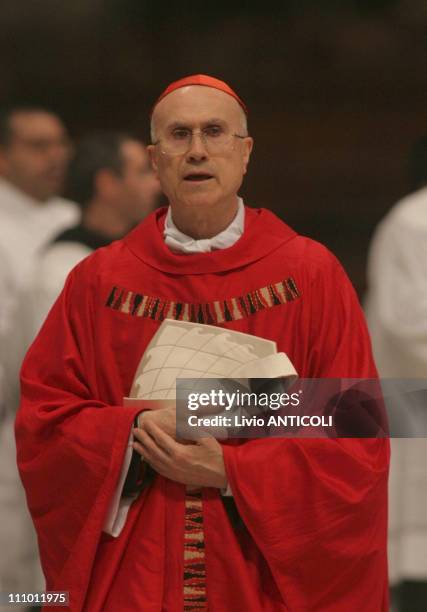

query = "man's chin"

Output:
[[181, 179, 215, 194], [178, 191, 220, 209]]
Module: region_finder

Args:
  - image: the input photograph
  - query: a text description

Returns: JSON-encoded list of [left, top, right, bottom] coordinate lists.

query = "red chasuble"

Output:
[[16, 206, 389, 611]]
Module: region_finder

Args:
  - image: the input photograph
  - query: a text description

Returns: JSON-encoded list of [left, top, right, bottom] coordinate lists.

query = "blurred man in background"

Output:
[[0, 107, 77, 610], [0, 107, 78, 293], [365, 135, 427, 612], [0, 107, 78, 400], [30, 131, 160, 334]]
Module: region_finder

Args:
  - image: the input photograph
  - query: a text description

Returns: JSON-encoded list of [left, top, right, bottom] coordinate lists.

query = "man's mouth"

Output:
[[183, 173, 214, 182]]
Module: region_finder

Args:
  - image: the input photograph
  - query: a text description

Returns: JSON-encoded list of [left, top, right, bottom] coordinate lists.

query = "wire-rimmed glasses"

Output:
[[152, 125, 247, 156]]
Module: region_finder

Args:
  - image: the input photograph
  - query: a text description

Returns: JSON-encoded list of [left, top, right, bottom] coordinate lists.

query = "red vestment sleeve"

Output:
[[15, 267, 141, 607], [222, 255, 389, 611]]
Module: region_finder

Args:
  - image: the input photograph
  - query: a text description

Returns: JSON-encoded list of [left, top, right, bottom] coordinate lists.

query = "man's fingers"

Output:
[[139, 411, 177, 438], [132, 440, 145, 456], [133, 423, 193, 482], [133, 426, 170, 463], [142, 419, 182, 456]]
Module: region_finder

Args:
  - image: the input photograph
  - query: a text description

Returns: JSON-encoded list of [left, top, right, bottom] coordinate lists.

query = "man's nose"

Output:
[[186, 132, 208, 161]]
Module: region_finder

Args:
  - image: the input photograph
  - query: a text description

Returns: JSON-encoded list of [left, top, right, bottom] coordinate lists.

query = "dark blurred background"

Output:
[[1, 0, 427, 294]]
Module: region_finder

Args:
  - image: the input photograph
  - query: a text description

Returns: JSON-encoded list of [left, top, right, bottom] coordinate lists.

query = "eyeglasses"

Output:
[[152, 126, 247, 156]]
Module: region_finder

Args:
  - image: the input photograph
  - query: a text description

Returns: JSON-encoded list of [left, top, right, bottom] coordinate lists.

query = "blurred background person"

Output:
[[0, 107, 77, 611], [366, 135, 427, 378], [0, 247, 31, 612], [0, 107, 77, 291], [30, 131, 160, 335], [365, 136, 427, 612], [0, 106, 78, 402]]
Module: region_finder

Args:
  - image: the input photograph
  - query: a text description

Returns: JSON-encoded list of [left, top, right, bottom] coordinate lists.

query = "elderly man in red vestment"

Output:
[[16, 75, 389, 611]]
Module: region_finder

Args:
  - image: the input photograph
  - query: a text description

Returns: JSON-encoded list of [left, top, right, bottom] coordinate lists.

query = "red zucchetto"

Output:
[[152, 74, 248, 116]]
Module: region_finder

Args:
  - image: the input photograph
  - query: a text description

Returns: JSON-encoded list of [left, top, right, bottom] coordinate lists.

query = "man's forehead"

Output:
[[153, 86, 242, 127], [10, 112, 65, 137]]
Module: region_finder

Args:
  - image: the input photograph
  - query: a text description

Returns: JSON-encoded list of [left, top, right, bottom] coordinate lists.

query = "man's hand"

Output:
[[132, 420, 227, 489], [137, 406, 176, 438]]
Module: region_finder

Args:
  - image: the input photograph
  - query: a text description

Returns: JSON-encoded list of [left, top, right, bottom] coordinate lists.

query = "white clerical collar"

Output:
[[164, 197, 244, 253]]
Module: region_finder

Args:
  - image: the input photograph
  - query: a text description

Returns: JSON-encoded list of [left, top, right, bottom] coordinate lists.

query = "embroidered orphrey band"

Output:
[[105, 277, 300, 324], [183, 490, 207, 611]]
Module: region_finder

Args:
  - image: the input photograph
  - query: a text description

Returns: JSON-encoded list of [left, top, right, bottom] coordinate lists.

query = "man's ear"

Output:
[[242, 137, 254, 175], [147, 145, 159, 175]]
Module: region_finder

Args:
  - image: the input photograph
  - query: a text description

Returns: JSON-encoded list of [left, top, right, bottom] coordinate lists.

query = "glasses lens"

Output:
[[161, 131, 235, 156], [163, 138, 189, 155], [205, 132, 232, 154]]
